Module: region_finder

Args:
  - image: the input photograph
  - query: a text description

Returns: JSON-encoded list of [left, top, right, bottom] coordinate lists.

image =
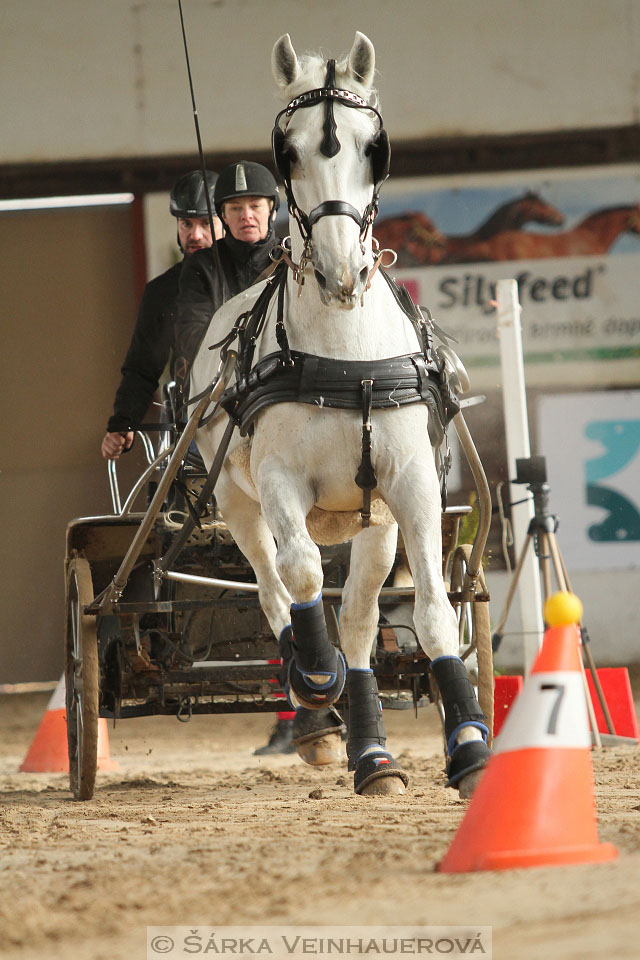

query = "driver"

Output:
[[102, 169, 221, 459], [173, 160, 281, 378]]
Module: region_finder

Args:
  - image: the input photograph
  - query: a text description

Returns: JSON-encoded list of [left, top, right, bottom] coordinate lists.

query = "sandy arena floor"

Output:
[[1, 688, 639, 960]]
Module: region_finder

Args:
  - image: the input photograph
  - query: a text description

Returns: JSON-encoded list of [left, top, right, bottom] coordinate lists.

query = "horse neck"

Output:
[[578, 207, 631, 248], [471, 200, 520, 240]]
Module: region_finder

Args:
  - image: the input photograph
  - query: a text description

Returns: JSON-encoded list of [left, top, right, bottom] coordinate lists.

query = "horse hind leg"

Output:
[[413, 568, 490, 798], [339, 525, 408, 795]]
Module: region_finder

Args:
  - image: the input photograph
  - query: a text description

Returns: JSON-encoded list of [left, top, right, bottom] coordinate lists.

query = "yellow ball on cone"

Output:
[[544, 591, 583, 627]]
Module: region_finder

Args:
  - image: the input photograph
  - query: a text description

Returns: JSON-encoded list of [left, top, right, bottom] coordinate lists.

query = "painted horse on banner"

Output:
[[190, 32, 491, 797]]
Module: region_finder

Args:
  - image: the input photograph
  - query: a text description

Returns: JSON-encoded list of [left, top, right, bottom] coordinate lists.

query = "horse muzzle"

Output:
[[313, 260, 370, 307]]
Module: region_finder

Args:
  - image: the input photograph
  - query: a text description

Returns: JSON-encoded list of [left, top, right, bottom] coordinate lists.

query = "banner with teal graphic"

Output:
[[537, 391, 640, 570]]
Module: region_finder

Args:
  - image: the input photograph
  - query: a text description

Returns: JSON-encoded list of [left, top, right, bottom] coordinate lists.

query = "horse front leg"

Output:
[[255, 459, 346, 712], [214, 476, 292, 637], [380, 456, 491, 799], [218, 474, 345, 764], [339, 523, 409, 796]]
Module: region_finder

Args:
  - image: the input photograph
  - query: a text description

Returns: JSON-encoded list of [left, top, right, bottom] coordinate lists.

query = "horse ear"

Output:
[[272, 34, 300, 90], [347, 31, 375, 89]]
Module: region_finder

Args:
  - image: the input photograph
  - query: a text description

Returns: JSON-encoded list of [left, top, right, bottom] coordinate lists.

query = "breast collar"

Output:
[[216, 261, 458, 439]]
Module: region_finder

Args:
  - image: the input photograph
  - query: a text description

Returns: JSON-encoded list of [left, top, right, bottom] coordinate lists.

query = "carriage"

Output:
[[64, 369, 493, 800], [64, 31, 495, 802]]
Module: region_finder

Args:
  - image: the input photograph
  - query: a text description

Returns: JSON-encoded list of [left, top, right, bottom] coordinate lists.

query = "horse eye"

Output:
[[286, 144, 299, 165]]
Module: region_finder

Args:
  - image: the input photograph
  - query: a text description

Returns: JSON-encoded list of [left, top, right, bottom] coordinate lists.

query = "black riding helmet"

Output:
[[170, 170, 217, 218], [213, 161, 280, 220]]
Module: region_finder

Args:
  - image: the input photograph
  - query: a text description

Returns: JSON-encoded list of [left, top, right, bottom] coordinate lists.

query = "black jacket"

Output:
[[106, 229, 277, 433], [106, 260, 183, 433], [174, 228, 277, 368]]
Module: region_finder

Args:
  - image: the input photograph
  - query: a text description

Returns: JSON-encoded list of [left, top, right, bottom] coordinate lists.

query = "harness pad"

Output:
[[221, 350, 457, 440]]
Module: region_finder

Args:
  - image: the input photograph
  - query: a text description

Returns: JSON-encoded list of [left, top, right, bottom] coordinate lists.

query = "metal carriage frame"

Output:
[[64, 358, 494, 800]]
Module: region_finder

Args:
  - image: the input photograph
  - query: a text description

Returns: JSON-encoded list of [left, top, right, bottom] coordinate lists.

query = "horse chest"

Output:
[[252, 404, 363, 483]]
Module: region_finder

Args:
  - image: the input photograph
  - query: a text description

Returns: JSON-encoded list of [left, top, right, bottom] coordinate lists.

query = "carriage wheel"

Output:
[[449, 544, 494, 748], [65, 557, 99, 800]]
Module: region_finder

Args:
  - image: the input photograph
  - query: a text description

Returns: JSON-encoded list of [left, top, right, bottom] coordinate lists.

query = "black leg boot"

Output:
[[430, 655, 491, 788], [346, 668, 408, 794]]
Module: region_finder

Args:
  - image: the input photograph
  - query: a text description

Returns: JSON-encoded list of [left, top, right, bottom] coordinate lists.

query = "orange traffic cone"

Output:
[[19, 675, 118, 773], [438, 592, 617, 872]]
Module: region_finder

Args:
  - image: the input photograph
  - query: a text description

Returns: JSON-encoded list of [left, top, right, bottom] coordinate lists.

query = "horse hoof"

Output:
[[353, 752, 409, 795], [360, 775, 406, 797], [296, 731, 344, 766], [446, 740, 491, 794], [457, 767, 485, 800]]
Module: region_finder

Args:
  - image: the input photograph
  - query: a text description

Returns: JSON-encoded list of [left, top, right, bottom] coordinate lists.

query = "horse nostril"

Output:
[[359, 266, 369, 286], [314, 269, 327, 289]]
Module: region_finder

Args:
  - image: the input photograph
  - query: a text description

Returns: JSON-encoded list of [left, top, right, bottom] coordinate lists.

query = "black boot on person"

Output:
[[253, 719, 296, 755]]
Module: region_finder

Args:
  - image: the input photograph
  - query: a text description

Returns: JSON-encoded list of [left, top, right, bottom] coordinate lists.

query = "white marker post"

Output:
[[496, 279, 544, 669]]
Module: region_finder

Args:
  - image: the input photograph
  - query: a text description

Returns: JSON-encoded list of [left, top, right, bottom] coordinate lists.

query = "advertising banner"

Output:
[[537, 390, 640, 570], [377, 165, 640, 390]]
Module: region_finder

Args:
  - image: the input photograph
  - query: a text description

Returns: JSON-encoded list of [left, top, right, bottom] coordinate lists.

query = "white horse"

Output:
[[191, 32, 490, 797]]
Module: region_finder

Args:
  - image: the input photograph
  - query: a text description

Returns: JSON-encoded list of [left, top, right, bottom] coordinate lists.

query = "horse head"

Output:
[[520, 191, 565, 227], [627, 204, 640, 235], [374, 213, 445, 266], [272, 32, 388, 307]]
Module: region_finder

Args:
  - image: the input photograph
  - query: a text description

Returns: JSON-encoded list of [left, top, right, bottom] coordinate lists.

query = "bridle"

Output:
[[271, 59, 391, 255]]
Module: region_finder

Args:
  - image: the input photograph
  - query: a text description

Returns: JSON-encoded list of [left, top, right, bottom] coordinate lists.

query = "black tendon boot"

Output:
[[346, 669, 408, 794], [430, 655, 491, 788], [286, 597, 345, 709]]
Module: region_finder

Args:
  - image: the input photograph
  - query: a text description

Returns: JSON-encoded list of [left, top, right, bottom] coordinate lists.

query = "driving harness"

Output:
[[217, 260, 460, 526]]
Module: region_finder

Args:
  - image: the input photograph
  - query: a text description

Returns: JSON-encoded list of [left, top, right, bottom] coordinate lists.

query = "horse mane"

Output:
[[277, 49, 379, 108]]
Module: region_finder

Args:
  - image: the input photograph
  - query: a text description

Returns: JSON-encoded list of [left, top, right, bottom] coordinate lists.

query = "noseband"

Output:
[[272, 59, 391, 249]]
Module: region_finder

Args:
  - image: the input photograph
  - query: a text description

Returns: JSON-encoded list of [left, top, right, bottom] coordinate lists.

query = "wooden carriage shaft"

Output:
[[452, 410, 492, 598]]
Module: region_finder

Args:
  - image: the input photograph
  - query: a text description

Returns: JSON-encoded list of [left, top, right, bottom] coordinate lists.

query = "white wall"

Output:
[[2, 0, 640, 165]]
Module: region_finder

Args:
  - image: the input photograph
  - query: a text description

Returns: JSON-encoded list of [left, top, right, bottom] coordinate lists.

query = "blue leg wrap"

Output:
[[430, 655, 491, 788], [346, 669, 386, 770], [287, 596, 345, 710], [347, 668, 408, 794]]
